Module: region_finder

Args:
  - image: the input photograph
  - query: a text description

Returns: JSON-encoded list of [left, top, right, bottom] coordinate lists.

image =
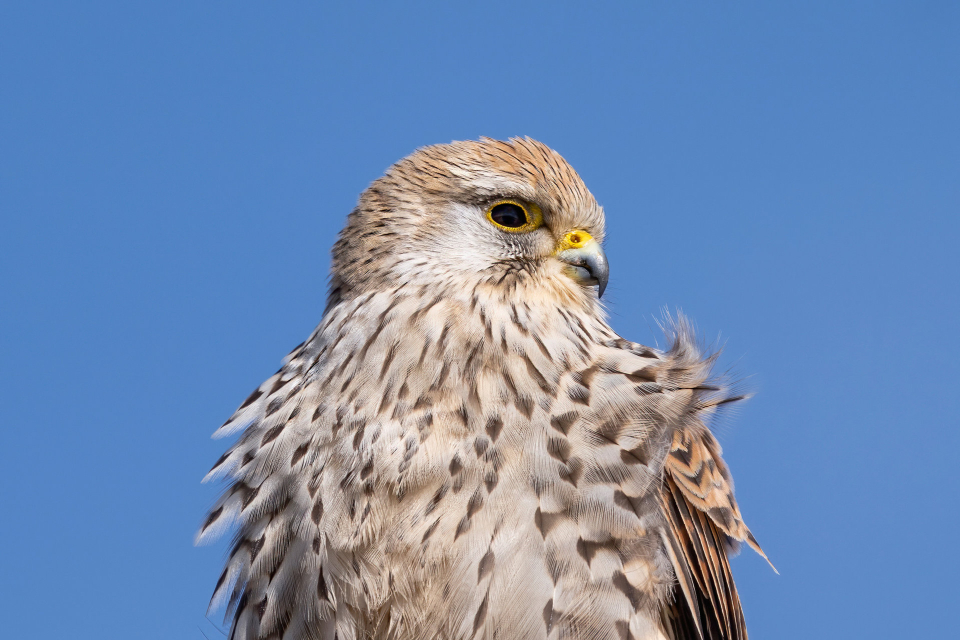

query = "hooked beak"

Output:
[[555, 230, 609, 298]]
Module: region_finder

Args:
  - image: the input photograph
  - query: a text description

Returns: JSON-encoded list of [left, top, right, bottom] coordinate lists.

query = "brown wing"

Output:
[[659, 426, 773, 640]]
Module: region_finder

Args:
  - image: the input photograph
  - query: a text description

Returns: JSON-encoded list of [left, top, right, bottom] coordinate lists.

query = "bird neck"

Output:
[[294, 282, 614, 427]]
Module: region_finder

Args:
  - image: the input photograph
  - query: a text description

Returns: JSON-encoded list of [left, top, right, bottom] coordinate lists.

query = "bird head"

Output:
[[329, 137, 608, 309]]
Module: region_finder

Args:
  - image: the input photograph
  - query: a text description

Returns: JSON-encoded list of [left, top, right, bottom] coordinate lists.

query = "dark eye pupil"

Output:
[[490, 203, 528, 228]]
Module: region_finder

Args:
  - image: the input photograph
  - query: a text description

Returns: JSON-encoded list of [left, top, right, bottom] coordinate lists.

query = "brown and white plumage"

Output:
[[199, 138, 770, 640]]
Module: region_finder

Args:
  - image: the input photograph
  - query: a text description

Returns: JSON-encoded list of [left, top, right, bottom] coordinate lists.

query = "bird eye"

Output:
[[485, 199, 543, 233], [491, 203, 527, 227]]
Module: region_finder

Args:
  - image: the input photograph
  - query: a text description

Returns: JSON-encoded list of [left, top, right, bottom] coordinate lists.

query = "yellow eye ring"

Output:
[[485, 199, 544, 233]]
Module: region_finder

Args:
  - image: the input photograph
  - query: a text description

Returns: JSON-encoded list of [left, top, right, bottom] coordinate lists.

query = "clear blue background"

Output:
[[2, 2, 958, 638]]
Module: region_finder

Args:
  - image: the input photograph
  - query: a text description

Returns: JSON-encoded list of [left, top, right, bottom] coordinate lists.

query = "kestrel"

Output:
[[199, 138, 771, 640]]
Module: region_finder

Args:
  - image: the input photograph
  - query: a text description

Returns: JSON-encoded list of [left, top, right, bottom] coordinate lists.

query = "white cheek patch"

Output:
[[385, 200, 547, 286], [428, 202, 512, 272]]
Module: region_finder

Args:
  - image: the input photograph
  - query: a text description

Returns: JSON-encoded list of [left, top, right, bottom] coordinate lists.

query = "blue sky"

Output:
[[2, 2, 958, 638]]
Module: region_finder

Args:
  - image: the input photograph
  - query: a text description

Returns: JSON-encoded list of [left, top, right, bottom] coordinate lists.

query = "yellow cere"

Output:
[[485, 199, 544, 233], [556, 229, 594, 252]]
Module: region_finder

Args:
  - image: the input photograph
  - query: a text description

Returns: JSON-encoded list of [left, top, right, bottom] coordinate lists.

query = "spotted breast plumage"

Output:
[[199, 137, 772, 640]]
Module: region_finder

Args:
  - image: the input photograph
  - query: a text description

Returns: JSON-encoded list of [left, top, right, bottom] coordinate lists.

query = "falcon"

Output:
[[199, 137, 772, 640]]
